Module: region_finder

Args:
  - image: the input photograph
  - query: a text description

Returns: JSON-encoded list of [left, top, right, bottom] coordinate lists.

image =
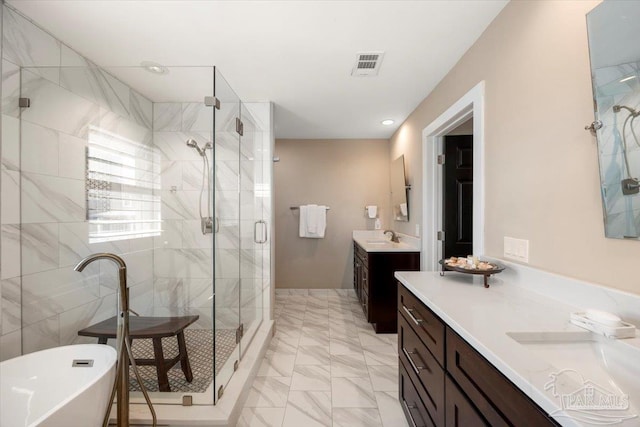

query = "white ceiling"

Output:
[[9, 0, 508, 139]]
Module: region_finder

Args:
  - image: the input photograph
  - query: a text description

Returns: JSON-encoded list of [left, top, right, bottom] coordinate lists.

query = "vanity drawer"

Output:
[[446, 328, 558, 427], [445, 375, 488, 427], [400, 360, 436, 427], [399, 314, 445, 426], [398, 284, 446, 367], [355, 243, 368, 264]]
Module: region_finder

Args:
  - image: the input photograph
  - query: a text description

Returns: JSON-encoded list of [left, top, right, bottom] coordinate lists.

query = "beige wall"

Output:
[[275, 139, 390, 289], [389, 0, 640, 294]]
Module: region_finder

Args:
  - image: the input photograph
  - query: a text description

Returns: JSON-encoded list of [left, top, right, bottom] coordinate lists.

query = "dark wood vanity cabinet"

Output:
[[353, 242, 419, 333], [397, 284, 559, 427]]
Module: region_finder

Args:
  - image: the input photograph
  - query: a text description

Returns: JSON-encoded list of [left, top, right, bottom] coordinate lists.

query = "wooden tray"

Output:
[[439, 260, 504, 288]]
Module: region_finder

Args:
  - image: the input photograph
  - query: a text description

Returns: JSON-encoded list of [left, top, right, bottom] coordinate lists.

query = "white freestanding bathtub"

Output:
[[0, 344, 117, 427]]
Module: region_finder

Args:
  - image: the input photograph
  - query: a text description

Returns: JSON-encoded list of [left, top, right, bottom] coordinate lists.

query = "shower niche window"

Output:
[[86, 126, 161, 243]]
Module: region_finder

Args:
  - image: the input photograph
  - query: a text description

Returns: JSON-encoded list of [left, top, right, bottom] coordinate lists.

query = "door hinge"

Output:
[[218, 385, 224, 400], [235, 323, 244, 344], [437, 154, 445, 165], [204, 96, 220, 109], [437, 231, 445, 241], [233, 360, 239, 371], [235, 117, 244, 136], [19, 98, 31, 108]]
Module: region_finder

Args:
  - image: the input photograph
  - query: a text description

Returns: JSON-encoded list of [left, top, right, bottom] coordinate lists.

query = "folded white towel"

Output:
[[299, 204, 326, 238], [307, 204, 318, 233]]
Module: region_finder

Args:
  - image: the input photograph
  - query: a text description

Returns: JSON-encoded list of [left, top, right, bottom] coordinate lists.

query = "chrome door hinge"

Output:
[[437, 231, 445, 241], [235, 323, 245, 344], [204, 96, 220, 109], [235, 118, 244, 136], [19, 98, 30, 108], [437, 154, 445, 165]]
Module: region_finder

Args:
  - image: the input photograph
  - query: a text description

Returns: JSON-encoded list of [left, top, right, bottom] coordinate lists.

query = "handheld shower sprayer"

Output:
[[186, 138, 206, 156], [186, 139, 215, 234]]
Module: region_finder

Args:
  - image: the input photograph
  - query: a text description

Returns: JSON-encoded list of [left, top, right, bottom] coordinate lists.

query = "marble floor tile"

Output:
[[295, 345, 331, 365], [375, 391, 410, 427], [237, 407, 286, 427], [268, 336, 299, 355], [368, 365, 399, 392], [244, 377, 291, 407], [290, 364, 331, 391], [257, 351, 296, 377], [282, 391, 332, 427], [331, 377, 377, 408], [299, 329, 330, 347], [331, 353, 369, 378], [358, 331, 392, 347], [245, 290, 408, 427], [329, 336, 363, 355], [363, 344, 398, 366], [332, 407, 383, 427]]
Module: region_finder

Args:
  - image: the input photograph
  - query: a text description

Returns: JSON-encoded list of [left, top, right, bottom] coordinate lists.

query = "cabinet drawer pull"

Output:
[[402, 400, 420, 427], [403, 348, 430, 375], [402, 305, 424, 326]]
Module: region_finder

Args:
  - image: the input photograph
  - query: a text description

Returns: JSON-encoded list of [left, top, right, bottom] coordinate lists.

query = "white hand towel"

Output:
[[312, 205, 327, 238], [299, 204, 327, 238], [307, 204, 319, 233], [299, 205, 309, 237]]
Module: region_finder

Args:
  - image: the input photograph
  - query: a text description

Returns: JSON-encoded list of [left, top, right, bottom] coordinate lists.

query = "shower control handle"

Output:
[[201, 217, 214, 235]]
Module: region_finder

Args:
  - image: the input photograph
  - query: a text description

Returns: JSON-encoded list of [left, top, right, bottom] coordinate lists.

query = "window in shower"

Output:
[[86, 125, 161, 243]]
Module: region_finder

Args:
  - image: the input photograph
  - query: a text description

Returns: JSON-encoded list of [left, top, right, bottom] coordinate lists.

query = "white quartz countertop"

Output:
[[395, 271, 640, 426], [352, 230, 420, 253]]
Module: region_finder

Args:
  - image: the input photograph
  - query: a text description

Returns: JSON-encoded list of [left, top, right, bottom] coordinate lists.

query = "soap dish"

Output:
[[570, 312, 636, 339]]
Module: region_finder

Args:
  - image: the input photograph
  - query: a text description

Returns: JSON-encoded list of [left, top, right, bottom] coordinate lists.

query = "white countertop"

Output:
[[352, 230, 420, 253], [395, 270, 640, 426]]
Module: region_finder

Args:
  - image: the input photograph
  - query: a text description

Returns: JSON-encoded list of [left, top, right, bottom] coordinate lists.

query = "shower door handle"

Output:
[[254, 220, 268, 244]]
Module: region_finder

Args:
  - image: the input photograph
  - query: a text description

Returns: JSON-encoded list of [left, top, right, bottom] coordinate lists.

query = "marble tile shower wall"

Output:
[[0, 5, 155, 360], [593, 61, 640, 237], [152, 102, 216, 329]]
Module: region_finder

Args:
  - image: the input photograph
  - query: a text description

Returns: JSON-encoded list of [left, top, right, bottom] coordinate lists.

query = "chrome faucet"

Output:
[[75, 253, 156, 427], [383, 229, 400, 243]]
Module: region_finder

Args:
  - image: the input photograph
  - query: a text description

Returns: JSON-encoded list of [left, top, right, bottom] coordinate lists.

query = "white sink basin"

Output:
[[507, 331, 640, 423], [366, 239, 392, 245]]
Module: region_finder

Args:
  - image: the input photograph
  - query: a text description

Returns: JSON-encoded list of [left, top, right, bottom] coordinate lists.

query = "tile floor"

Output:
[[237, 289, 409, 427]]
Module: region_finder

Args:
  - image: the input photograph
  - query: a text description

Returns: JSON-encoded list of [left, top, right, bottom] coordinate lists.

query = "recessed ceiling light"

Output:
[[381, 119, 394, 126], [620, 75, 636, 83], [141, 61, 168, 75]]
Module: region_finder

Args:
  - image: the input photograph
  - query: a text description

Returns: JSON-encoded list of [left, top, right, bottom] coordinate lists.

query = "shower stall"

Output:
[[0, 4, 273, 412]]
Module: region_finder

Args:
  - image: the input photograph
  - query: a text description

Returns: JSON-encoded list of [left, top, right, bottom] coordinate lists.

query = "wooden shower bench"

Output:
[[78, 315, 199, 392]]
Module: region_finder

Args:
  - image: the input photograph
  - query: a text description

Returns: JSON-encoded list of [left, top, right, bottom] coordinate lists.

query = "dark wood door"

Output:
[[443, 135, 473, 259]]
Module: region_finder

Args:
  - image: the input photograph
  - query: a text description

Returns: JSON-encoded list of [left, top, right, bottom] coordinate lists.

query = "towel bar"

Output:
[[290, 206, 331, 210]]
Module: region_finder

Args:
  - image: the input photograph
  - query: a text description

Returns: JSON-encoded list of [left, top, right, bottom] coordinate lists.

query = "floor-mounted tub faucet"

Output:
[[74, 253, 157, 427]]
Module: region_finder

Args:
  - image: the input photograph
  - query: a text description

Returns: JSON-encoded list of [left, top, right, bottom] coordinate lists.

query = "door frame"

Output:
[[421, 81, 485, 271]]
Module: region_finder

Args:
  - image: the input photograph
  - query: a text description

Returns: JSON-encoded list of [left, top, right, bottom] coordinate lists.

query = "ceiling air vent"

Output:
[[351, 51, 384, 77]]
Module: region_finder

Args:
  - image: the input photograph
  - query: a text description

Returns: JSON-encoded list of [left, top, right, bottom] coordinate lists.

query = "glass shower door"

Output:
[[213, 69, 241, 401], [239, 104, 264, 354]]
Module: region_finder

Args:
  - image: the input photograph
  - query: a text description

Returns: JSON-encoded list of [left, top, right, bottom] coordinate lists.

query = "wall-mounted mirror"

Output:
[[587, 1, 640, 239], [391, 155, 409, 221]]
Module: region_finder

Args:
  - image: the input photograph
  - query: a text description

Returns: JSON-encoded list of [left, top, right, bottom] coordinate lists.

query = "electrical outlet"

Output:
[[504, 236, 529, 263]]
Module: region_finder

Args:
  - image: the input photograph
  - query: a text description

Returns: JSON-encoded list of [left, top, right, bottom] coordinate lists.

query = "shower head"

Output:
[[186, 139, 205, 156]]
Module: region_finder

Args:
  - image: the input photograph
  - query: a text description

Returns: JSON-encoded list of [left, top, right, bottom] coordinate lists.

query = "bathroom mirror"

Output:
[[587, 1, 640, 239], [391, 155, 409, 221]]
